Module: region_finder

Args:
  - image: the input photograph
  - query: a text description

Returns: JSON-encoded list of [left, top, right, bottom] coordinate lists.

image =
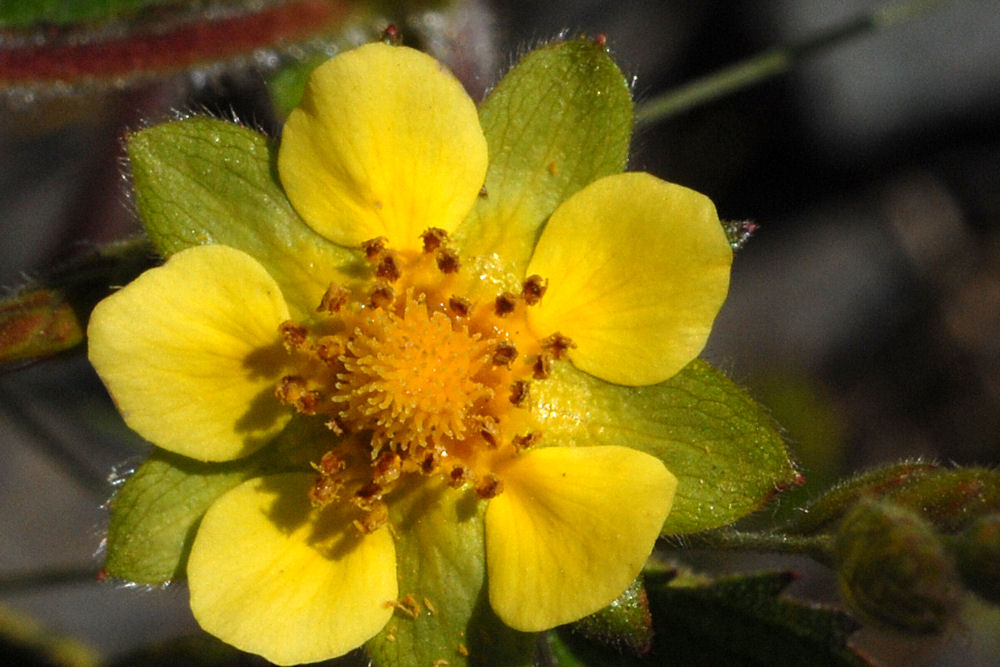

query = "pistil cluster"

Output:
[[273, 229, 574, 533]]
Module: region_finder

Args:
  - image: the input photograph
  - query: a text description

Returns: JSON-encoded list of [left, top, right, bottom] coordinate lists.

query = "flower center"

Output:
[[274, 229, 574, 533]]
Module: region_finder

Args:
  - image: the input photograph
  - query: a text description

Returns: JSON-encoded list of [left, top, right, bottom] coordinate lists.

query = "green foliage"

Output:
[[455, 37, 633, 278], [0, 0, 176, 28], [955, 514, 1000, 604], [547, 568, 870, 667], [534, 360, 798, 534], [569, 577, 652, 655], [366, 481, 534, 667], [126, 117, 359, 319]]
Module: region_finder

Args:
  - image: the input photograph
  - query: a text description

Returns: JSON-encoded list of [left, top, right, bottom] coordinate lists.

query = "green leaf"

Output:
[[104, 451, 263, 584], [569, 576, 653, 655], [532, 359, 797, 534], [781, 464, 1000, 536], [366, 480, 534, 667], [126, 116, 360, 319], [455, 37, 633, 283], [642, 569, 871, 667]]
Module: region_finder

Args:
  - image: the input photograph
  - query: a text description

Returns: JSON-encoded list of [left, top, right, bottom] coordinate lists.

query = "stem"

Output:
[[634, 0, 955, 126], [686, 529, 835, 565], [0, 566, 99, 593]]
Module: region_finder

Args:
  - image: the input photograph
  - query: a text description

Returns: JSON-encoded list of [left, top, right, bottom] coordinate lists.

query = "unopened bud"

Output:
[[835, 500, 959, 634], [954, 513, 1000, 604]]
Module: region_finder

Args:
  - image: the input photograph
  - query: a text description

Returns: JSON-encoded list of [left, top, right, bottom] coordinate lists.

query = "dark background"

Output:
[[2, 0, 999, 663]]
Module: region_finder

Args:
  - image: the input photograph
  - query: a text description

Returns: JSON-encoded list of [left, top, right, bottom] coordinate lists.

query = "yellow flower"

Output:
[[88, 43, 731, 664]]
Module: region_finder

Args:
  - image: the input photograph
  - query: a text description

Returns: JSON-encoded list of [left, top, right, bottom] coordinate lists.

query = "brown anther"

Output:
[[494, 292, 518, 317], [278, 321, 309, 351], [275, 375, 307, 405], [479, 416, 501, 448], [594, 33, 607, 47], [361, 236, 388, 261], [370, 283, 395, 308], [521, 275, 548, 305], [376, 253, 402, 282], [435, 247, 461, 274], [421, 227, 449, 253], [315, 335, 345, 362], [448, 296, 472, 317], [353, 481, 383, 511], [513, 432, 542, 451], [354, 500, 389, 534], [420, 449, 442, 475], [476, 473, 504, 499], [314, 450, 347, 476], [317, 283, 351, 313], [308, 476, 342, 507], [373, 450, 402, 486], [491, 341, 518, 368], [509, 380, 530, 407], [448, 465, 472, 488], [541, 332, 576, 360], [532, 353, 552, 379]]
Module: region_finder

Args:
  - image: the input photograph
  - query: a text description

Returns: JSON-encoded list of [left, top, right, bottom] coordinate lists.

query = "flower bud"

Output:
[[835, 500, 959, 633], [954, 514, 1000, 604]]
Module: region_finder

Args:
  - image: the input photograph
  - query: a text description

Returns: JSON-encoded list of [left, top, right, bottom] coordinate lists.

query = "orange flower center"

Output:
[[274, 229, 573, 533]]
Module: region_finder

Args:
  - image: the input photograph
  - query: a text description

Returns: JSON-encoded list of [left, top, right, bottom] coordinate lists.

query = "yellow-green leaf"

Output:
[[532, 360, 797, 535]]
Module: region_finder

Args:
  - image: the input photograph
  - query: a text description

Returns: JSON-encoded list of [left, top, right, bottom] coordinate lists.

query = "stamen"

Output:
[[279, 321, 309, 351], [513, 432, 541, 451], [522, 275, 548, 305], [541, 332, 576, 360], [448, 465, 472, 488], [494, 292, 518, 317], [370, 283, 395, 308], [318, 283, 351, 314], [435, 248, 461, 274], [421, 228, 449, 253], [354, 500, 388, 534], [532, 354, 552, 379], [491, 341, 518, 368], [362, 237, 389, 261], [476, 474, 504, 499], [376, 253, 402, 282], [509, 380, 530, 407], [448, 296, 471, 317]]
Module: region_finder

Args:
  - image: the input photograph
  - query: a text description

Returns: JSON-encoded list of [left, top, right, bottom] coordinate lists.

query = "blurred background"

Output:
[[2, 0, 999, 664]]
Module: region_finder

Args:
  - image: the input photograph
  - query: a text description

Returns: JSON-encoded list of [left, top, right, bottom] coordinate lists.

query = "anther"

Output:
[[361, 237, 388, 262], [376, 253, 402, 282], [494, 292, 518, 317], [421, 228, 449, 253], [522, 275, 548, 305], [479, 416, 501, 448], [314, 450, 347, 476], [476, 473, 504, 499], [373, 450, 402, 486], [353, 482, 384, 511], [541, 332, 576, 360], [513, 432, 541, 451], [420, 449, 442, 475], [354, 500, 388, 534], [370, 283, 395, 308], [491, 341, 518, 368], [532, 353, 552, 379], [308, 476, 342, 507], [448, 465, 472, 488], [448, 296, 472, 317], [315, 335, 345, 362], [509, 380, 530, 407], [318, 283, 351, 313], [275, 375, 317, 412], [278, 321, 309, 351], [435, 248, 461, 274]]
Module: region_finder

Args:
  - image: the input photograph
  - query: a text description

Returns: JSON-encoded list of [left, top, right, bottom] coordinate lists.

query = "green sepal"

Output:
[[366, 480, 534, 667], [455, 37, 633, 285], [126, 116, 361, 319], [568, 576, 653, 655], [103, 418, 326, 584], [532, 359, 797, 534], [781, 463, 1000, 536], [641, 568, 872, 667]]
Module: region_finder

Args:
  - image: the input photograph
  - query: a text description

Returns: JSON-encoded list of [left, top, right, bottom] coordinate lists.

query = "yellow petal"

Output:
[[278, 43, 488, 251], [526, 172, 732, 385], [188, 473, 397, 665], [87, 245, 291, 461], [485, 445, 676, 631]]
